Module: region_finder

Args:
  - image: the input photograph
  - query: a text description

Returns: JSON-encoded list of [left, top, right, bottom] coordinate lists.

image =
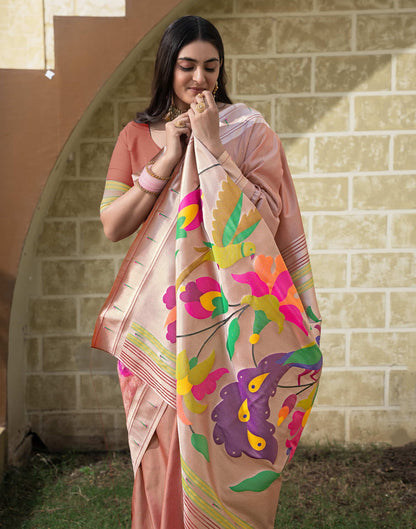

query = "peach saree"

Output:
[[92, 104, 322, 528]]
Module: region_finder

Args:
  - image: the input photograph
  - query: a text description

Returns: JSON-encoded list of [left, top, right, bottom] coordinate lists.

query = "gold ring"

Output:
[[196, 102, 206, 113], [175, 120, 186, 128]]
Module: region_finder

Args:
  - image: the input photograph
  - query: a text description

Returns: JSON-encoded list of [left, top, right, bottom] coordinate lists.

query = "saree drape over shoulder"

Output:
[[92, 104, 322, 529]]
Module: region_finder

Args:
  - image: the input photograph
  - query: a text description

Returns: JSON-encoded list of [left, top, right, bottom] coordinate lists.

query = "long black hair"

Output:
[[136, 16, 232, 123]]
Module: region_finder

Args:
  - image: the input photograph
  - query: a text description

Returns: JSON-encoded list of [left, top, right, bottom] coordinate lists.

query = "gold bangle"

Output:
[[146, 163, 171, 181], [134, 179, 160, 197]]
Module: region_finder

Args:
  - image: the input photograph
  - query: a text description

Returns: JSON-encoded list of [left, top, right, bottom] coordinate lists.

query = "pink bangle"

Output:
[[132, 165, 169, 195]]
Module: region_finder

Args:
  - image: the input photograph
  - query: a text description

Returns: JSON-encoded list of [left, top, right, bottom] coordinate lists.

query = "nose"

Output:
[[193, 67, 205, 84]]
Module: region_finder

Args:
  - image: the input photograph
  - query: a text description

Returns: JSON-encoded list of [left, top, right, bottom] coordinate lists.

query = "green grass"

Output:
[[0, 452, 132, 528], [1, 443, 415, 528]]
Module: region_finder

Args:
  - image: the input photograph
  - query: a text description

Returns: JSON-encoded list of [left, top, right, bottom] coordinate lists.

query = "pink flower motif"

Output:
[[285, 409, 312, 461], [118, 360, 133, 377], [232, 254, 307, 337], [180, 277, 228, 320], [163, 285, 177, 343], [176, 188, 203, 239]]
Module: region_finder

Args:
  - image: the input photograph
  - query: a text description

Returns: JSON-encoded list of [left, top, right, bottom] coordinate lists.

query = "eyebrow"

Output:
[[177, 57, 219, 63]]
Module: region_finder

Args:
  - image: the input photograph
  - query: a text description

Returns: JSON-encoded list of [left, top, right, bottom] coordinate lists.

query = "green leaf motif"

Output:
[[176, 216, 187, 239], [191, 432, 210, 462], [306, 306, 321, 323], [227, 318, 240, 360], [230, 470, 281, 492], [232, 220, 260, 245], [283, 343, 322, 367], [211, 291, 229, 319], [222, 193, 243, 246]]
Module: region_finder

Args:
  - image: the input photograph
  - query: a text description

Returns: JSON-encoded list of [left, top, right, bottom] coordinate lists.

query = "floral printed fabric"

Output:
[[93, 105, 322, 529]]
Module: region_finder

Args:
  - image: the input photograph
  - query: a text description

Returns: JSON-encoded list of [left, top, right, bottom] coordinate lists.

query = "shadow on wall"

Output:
[[0, 272, 15, 424]]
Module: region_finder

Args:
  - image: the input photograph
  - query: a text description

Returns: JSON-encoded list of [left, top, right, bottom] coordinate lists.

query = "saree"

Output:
[[92, 104, 322, 528]]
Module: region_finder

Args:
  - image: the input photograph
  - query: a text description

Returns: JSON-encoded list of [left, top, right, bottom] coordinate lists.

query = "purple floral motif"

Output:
[[212, 344, 322, 463], [212, 353, 292, 463], [163, 285, 176, 343]]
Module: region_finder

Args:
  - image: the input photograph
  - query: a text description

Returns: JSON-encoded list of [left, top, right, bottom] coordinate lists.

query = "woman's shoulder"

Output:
[[121, 120, 150, 136]]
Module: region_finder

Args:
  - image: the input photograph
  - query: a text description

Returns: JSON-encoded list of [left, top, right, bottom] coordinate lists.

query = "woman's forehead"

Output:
[[177, 40, 220, 61]]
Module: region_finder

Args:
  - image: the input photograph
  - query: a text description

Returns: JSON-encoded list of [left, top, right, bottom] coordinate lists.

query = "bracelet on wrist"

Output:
[[134, 179, 160, 197], [146, 163, 171, 181]]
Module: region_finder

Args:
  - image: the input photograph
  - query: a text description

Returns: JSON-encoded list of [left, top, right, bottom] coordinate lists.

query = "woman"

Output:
[[93, 15, 322, 529]]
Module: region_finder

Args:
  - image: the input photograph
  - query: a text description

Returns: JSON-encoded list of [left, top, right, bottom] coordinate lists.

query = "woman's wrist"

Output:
[[207, 141, 225, 159], [153, 151, 179, 177]]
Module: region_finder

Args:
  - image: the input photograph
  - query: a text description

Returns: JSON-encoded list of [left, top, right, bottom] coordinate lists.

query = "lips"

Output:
[[188, 87, 205, 94]]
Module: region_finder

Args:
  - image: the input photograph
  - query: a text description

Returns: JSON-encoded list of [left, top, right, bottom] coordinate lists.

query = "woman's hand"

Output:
[[164, 112, 191, 165], [188, 91, 225, 158]]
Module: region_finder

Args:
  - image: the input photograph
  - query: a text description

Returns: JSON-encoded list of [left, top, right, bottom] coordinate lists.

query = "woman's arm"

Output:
[[100, 151, 179, 242], [101, 115, 190, 242]]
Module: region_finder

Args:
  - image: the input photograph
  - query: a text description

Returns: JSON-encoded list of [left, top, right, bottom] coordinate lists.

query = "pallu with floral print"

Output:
[[93, 117, 322, 529]]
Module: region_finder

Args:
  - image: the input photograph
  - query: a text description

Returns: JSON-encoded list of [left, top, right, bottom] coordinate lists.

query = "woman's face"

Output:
[[172, 40, 220, 110]]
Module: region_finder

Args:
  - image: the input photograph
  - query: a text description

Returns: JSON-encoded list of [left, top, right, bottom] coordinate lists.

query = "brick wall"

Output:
[[23, 0, 416, 450]]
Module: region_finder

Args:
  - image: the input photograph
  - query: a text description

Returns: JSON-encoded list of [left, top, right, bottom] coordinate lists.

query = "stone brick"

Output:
[[398, 0, 416, 7], [350, 410, 416, 445], [79, 142, 115, 178], [295, 177, 348, 212], [314, 135, 390, 173], [312, 214, 387, 249], [317, 0, 394, 9], [80, 220, 136, 256], [29, 298, 76, 332], [238, 0, 311, 12], [389, 370, 416, 409], [357, 14, 416, 51], [43, 336, 116, 372], [392, 214, 416, 248], [42, 259, 115, 295], [355, 95, 416, 131], [277, 96, 349, 134], [317, 370, 385, 406], [36, 221, 77, 256], [353, 174, 416, 210], [25, 338, 41, 372], [394, 135, 416, 171], [47, 181, 104, 217], [81, 101, 115, 139], [80, 296, 107, 334], [211, 18, 273, 55], [118, 101, 146, 130], [315, 55, 391, 92], [62, 152, 76, 178], [26, 374, 76, 410], [318, 292, 385, 328], [301, 410, 346, 444], [276, 16, 352, 53], [113, 60, 153, 99], [390, 292, 416, 328], [236, 58, 311, 95], [310, 252, 347, 288], [80, 374, 123, 409], [194, 0, 233, 14], [396, 53, 416, 91], [320, 331, 346, 366], [351, 252, 415, 288], [280, 138, 309, 174], [350, 332, 416, 368], [41, 412, 127, 451]]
